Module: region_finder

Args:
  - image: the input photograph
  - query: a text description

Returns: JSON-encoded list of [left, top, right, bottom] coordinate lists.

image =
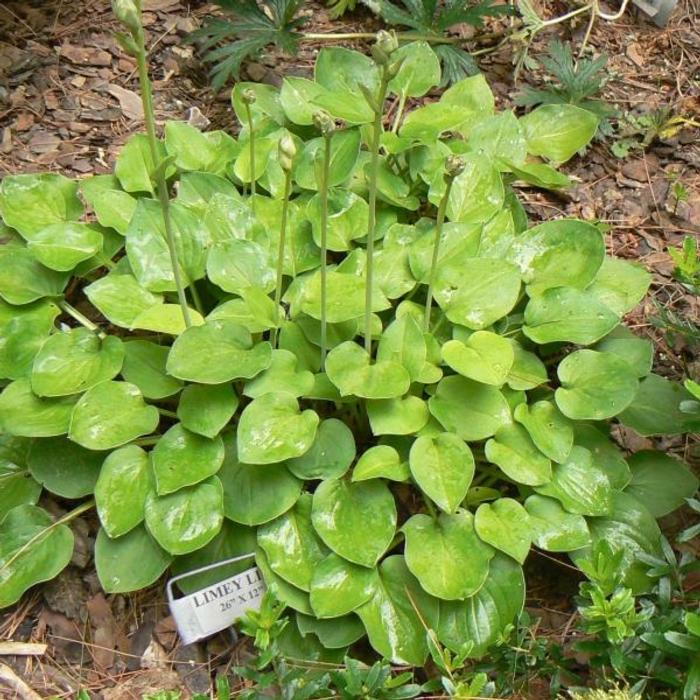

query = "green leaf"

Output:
[[0, 441, 41, 522], [574, 424, 630, 490], [513, 400, 573, 463], [357, 555, 438, 665], [0, 378, 77, 438], [25, 222, 102, 272], [434, 258, 521, 329], [310, 553, 377, 619], [27, 437, 102, 499], [296, 612, 365, 648], [619, 373, 696, 436], [294, 129, 361, 190], [312, 479, 396, 568], [475, 498, 532, 564], [121, 340, 183, 400], [521, 104, 598, 163], [219, 436, 302, 526], [586, 257, 651, 316], [505, 339, 548, 390], [232, 82, 285, 127], [165, 122, 238, 175], [207, 239, 276, 295], [0, 299, 60, 380], [178, 172, 239, 208], [368, 395, 431, 438], [280, 76, 326, 125], [442, 74, 495, 132], [145, 476, 224, 555], [84, 273, 164, 329], [468, 111, 527, 165], [0, 247, 69, 305], [376, 315, 426, 382], [306, 190, 369, 252], [152, 423, 224, 495], [535, 446, 612, 516], [95, 525, 172, 593], [555, 349, 638, 420], [0, 173, 82, 236], [400, 102, 471, 142], [69, 380, 159, 450], [570, 492, 663, 593], [258, 494, 328, 591], [507, 219, 605, 294], [443, 155, 504, 224], [388, 41, 441, 98], [243, 349, 314, 400], [523, 287, 619, 345], [83, 188, 137, 235], [625, 450, 698, 518], [485, 424, 551, 486], [287, 418, 355, 480], [31, 329, 124, 397], [403, 511, 494, 599], [326, 341, 410, 399], [314, 45, 379, 97], [353, 445, 409, 482], [167, 320, 272, 384], [524, 495, 590, 552], [0, 504, 74, 608], [594, 326, 653, 378], [177, 383, 238, 438], [130, 303, 204, 335], [409, 433, 474, 514], [115, 133, 172, 194], [95, 444, 151, 537], [429, 376, 511, 441], [438, 554, 525, 658], [237, 392, 318, 465], [442, 332, 514, 386], [256, 546, 313, 615]]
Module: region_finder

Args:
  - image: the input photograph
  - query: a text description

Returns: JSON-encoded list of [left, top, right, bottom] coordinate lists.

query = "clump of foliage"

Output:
[[190, 0, 511, 89], [565, 688, 642, 700], [1, 0, 699, 673]]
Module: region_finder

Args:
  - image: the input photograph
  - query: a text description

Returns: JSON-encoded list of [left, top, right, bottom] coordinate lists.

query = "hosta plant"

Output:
[[1, 8, 698, 667]]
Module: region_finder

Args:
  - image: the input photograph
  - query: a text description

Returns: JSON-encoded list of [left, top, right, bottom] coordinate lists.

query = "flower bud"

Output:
[[445, 155, 465, 180], [112, 0, 141, 34], [242, 88, 257, 105], [312, 109, 336, 136], [278, 133, 297, 172], [371, 30, 399, 65]]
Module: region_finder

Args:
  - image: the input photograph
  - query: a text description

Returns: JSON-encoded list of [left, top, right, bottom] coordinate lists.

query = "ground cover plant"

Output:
[[1, 0, 699, 674]]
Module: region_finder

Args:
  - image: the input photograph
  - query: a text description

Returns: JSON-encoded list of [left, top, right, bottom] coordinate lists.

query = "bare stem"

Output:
[[271, 169, 293, 349], [58, 300, 106, 339], [320, 132, 333, 365], [245, 102, 256, 214]]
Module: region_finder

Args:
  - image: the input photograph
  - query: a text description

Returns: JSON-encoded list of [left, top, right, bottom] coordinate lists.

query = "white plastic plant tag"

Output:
[[166, 553, 266, 645]]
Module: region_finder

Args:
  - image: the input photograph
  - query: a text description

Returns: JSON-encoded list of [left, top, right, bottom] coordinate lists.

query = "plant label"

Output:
[[167, 555, 266, 645]]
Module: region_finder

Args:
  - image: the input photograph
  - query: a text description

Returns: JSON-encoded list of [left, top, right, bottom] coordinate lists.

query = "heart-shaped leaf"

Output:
[[326, 341, 410, 399], [376, 315, 426, 382], [403, 510, 494, 599], [310, 553, 377, 619], [31, 329, 124, 397], [367, 396, 429, 436], [443, 155, 504, 224], [84, 273, 164, 329], [256, 547, 313, 615], [442, 331, 514, 386], [287, 418, 355, 480], [388, 41, 441, 98], [306, 190, 369, 252], [574, 424, 630, 490], [294, 129, 361, 190], [177, 383, 238, 438], [429, 376, 511, 441], [115, 133, 172, 194], [121, 340, 183, 400], [0, 504, 74, 608], [409, 433, 474, 514], [505, 339, 549, 391], [129, 303, 204, 335], [524, 495, 591, 552], [152, 423, 225, 495], [475, 498, 532, 564], [167, 319, 272, 384], [0, 457, 41, 522], [237, 392, 318, 465], [207, 239, 275, 295], [296, 612, 366, 648], [26, 222, 103, 272], [258, 494, 328, 591], [555, 349, 638, 420], [145, 476, 224, 555], [95, 444, 152, 538], [514, 400, 574, 463], [0, 248, 70, 306], [69, 380, 159, 450], [352, 445, 409, 482], [485, 424, 552, 486], [586, 257, 651, 316], [243, 349, 314, 399], [595, 326, 653, 378], [312, 479, 396, 568]]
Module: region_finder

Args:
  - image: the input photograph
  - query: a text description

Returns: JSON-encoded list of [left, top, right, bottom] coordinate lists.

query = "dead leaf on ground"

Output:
[[60, 44, 112, 67], [106, 84, 144, 121]]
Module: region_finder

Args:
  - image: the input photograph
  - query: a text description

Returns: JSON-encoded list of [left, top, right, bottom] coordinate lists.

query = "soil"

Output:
[[0, 0, 698, 697]]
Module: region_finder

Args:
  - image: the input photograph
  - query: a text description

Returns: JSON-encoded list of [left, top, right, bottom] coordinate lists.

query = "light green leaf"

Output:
[[115, 133, 172, 194], [69, 380, 159, 450], [84, 188, 137, 235], [626, 450, 698, 518], [429, 376, 511, 441], [177, 383, 238, 438], [409, 433, 474, 513], [280, 76, 326, 125], [0, 440, 41, 522], [586, 257, 651, 316], [468, 111, 527, 164], [121, 340, 183, 400], [26, 222, 102, 271], [256, 546, 312, 615], [0, 247, 69, 305], [367, 396, 429, 436], [165, 122, 238, 175], [312, 479, 396, 568], [388, 41, 441, 97], [403, 511, 494, 599], [441, 74, 495, 132], [243, 349, 314, 400], [514, 400, 573, 463], [237, 392, 318, 465], [287, 418, 355, 480], [475, 498, 532, 564], [297, 612, 365, 648], [442, 332, 514, 386], [84, 273, 164, 329], [178, 171, 239, 208], [95, 444, 151, 537], [145, 476, 224, 555], [314, 45, 379, 97], [485, 423, 552, 486], [352, 445, 409, 482], [207, 239, 275, 295], [443, 155, 504, 224], [232, 82, 285, 126], [167, 319, 272, 384], [326, 341, 410, 399], [574, 424, 630, 490], [400, 103, 469, 142], [376, 315, 426, 382], [594, 326, 653, 378], [524, 494, 591, 552], [294, 129, 361, 190], [306, 190, 369, 252], [130, 303, 204, 335], [31, 329, 124, 397], [505, 339, 548, 390], [310, 553, 377, 619], [555, 349, 638, 420], [0, 504, 74, 608]]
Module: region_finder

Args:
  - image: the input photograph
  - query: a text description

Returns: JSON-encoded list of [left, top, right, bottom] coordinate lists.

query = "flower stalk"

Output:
[[243, 88, 257, 215]]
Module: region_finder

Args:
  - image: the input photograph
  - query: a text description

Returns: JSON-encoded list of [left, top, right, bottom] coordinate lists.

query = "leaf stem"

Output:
[[319, 132, 333, 365], [302, 31, 459, 45], [244, 102, 256, 214], [58, 300, 106, 340], [424, 497, 439, 521], [133, 12, 191, 329], [364, 69, 390, 356], [158, 407, 179, 419], [391, 92, 407, 134], [424, 177, 454, 333], [271, 169, 293, 349], [187, 280, 205, 317]]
